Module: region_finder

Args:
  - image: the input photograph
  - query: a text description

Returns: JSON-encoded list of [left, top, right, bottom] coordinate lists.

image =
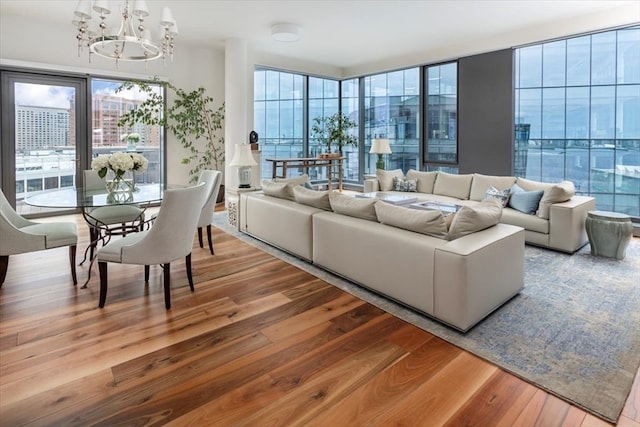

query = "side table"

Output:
[[585, 210, 633, 260], [226, 187, 259, 230]]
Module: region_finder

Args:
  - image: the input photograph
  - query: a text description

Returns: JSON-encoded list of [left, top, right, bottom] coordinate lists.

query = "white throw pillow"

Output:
[[292, 186, 331, 210], [376, 169, 404, 192], [329, 191, 378, 221], [448, 198, 503, 240], [375, 201, 448, 239]]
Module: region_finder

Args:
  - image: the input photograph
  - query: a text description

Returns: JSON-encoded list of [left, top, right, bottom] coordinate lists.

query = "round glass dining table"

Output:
[[25, 183, 166, 287], [24, 183, 166, 209]]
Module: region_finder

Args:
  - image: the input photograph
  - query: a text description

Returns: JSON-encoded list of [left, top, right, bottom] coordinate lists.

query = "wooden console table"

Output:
[[265, 157, 344, 190]]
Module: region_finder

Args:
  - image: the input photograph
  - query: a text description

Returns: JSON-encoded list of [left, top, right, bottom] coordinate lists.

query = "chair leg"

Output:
[[98, 262, 108, 308], [186, 253, 195, 291], [207, 225, 214, 255], [163, 263, 171, 309], [69, 245, 77, 285], [197, 227, 204, 248], [0, 255, 8, 286], [145, 265, 150, 282]]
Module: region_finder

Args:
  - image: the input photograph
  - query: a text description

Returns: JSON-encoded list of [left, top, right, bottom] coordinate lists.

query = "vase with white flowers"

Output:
[[91, 152, 149, 193], [121, 132, 141, 152]]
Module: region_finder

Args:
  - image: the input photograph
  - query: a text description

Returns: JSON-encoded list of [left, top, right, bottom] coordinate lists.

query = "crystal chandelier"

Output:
[[73, 0, 177, 64]]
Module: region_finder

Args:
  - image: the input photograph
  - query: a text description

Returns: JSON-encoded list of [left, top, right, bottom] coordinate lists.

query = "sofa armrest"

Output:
[[363, 179, 380, 193], [433, 224, 525, 331], [548, 196, 596, 253]]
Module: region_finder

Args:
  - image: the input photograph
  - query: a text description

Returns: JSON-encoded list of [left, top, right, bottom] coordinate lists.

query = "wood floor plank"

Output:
[[306, 335, 463, 427], [0, 211, 637, 426]]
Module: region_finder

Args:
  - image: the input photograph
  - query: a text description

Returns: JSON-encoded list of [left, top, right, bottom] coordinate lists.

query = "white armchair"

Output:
[[196, 170, 223, 255], [0, 190, 78, 286], [82, 170, 145, 261], [96, 182, 210, 309]]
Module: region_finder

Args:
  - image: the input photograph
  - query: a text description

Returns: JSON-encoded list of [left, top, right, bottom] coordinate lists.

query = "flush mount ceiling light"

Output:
[[73, 0, 178, 65], [271, 23, 301, 42]]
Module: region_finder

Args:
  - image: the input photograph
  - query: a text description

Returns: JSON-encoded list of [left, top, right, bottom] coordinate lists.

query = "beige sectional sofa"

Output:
[[239, 180, 525, 332], [365, 170, 596, 253]]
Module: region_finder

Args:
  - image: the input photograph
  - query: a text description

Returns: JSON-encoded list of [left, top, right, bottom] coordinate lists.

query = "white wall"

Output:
[[1, 12, 225, 186]]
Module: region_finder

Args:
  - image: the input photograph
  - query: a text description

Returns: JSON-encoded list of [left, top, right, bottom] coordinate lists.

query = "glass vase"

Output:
[[105, 172, 134, 193]]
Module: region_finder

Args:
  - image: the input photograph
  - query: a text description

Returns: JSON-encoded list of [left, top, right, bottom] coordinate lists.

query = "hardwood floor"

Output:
[[1, 210, 638, 426]]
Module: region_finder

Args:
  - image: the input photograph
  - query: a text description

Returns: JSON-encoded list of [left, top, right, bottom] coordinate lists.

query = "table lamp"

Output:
[[229, 143, 257, 188], [370, 138, 392, 170]]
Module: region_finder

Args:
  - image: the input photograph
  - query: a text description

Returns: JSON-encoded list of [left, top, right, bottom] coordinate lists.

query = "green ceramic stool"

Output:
[[585, 211, 632, 260]]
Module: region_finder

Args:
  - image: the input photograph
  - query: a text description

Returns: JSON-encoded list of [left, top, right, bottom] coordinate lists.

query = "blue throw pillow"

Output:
[[508, 184, 543, 215]]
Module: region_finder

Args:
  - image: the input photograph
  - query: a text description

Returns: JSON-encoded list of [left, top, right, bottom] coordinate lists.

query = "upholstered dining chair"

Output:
[[96, 182, 209, 309], [0, 189, 78, 286], [196, 170, 223, 255], [82, 170, 145, 261]]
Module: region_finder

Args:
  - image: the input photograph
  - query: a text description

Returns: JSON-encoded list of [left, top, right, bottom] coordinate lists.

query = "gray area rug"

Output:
[[212, 212, 640, 423]]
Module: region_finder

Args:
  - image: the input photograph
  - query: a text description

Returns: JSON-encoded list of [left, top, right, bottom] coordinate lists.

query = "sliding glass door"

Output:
[[0, 71, 88, 215]]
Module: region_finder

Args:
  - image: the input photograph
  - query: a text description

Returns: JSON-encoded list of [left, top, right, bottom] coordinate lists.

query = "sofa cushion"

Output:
[[392, 176, 418, 192], [329, 191, 378, 222], [375, 201, 448, 239], [377, 169, 405, 191], [448, 198, 503, 240], [261, 180, 296, 201], [501, 207, 550, 234], [433, 172, 473, 200], [293, 186, 331, 210], [469, 174, 516, 201], [273, 173, 311, 186], [515, 178, 576, 219], [406, 170, 437, 194], [508, 184, 544, 214], [483, 185, 510, 207]]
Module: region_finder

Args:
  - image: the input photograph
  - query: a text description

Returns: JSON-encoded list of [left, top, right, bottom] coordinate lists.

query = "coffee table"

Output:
[[408, 200, 462, 216], [356, 192, 418, 205]]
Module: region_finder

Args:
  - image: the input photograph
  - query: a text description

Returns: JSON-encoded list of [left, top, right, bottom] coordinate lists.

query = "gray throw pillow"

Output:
[[508, 184, 544, 215], [483, 185, 510, 207], [392, 176, 418, 192]]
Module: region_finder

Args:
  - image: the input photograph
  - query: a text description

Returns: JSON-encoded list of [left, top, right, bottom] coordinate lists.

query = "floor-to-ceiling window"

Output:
[[425, 62, 458, 173], [341, 78, 360, 180], [253, 68, 339, 181], [515, 25, 640, 217], [363, 68, 420, 175]]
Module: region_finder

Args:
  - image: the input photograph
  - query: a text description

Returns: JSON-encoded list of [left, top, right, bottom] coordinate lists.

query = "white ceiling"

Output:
[[1, 0, 638, 73]]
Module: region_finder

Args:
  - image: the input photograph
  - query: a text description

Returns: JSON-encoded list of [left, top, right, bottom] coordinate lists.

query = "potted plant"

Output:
[[310, 111, 358, 157], [116, 78, 225, 199]]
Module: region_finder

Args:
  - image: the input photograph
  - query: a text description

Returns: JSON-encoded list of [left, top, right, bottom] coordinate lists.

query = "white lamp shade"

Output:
[[132, 0, 150, 17], [92, 0, 111, 15], [228, 144, 257, 167], [370, 138, 392, 154], [160, 7, 175, 26], [74, 0, 93, 19]]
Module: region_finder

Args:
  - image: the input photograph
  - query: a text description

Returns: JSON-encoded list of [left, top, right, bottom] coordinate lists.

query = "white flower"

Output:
[[109, 152, 135, 174], [120, 132, 140, 143], [130, 152, 148, 172], [90, 152, 148, 179]]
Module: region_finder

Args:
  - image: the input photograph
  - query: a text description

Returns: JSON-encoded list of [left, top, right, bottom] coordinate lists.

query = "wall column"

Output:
[[224, 38, 248, 192]]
